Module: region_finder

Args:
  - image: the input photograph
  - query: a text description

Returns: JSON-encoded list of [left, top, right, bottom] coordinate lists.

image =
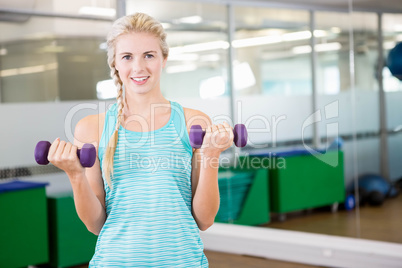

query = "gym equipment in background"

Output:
[[387, 42, 402, 80], [357, 174, 399, 206], [34, 141, 96, 168], [343, 194, 356, 211], [189, 124, 248, 149]]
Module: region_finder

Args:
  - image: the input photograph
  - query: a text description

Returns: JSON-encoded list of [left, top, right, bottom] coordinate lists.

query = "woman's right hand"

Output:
[[47, 138, 85, 178]]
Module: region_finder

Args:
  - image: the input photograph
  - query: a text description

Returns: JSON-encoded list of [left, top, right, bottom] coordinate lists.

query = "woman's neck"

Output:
[[123, 91, 169, 117]]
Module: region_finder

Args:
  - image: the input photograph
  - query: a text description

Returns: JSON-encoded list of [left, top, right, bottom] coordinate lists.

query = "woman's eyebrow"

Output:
[[117, 50, 158, 55]]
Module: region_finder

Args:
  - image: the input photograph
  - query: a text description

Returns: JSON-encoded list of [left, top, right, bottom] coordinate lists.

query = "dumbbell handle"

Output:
[[189, 124, 248, 149], [34, 141, 96, 168]]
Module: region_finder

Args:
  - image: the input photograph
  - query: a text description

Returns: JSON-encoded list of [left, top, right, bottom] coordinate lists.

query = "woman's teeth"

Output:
[[132, 77, 148, 81]]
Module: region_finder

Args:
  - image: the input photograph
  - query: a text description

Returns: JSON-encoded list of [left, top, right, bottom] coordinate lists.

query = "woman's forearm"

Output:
[[192, 155, 220, 231], [68, 173, 106, 235]]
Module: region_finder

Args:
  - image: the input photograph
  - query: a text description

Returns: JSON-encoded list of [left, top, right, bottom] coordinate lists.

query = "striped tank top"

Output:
[[89, 101, 208, 267]]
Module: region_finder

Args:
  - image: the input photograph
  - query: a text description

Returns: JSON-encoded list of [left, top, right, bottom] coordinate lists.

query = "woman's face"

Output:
[[114, 32, 167, 97]]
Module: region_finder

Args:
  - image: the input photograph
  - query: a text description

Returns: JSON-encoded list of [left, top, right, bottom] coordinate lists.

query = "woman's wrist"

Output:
[[67, 171, 86, 183], [199, 152, 221, 170]]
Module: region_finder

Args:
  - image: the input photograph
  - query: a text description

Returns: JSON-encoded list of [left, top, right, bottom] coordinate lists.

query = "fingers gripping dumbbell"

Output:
[[34, 141, 96, 168], [189, 124, 248, 149]]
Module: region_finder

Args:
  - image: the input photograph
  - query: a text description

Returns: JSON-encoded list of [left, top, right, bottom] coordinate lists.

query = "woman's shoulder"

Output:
[[182, 107, 211, 129], [74, 113, 106, 146]]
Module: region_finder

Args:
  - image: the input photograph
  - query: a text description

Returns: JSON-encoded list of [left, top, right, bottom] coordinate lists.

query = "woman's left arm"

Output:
[[185, 109, 233, 231]]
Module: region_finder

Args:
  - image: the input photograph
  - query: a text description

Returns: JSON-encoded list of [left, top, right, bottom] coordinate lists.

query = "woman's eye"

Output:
[[145, 54, 154, 59], [123, 55, 131, 60]]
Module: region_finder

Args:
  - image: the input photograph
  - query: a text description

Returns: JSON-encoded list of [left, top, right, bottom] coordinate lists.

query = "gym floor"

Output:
[[265, 193, 402, 244], [68, 194, 401, 268]]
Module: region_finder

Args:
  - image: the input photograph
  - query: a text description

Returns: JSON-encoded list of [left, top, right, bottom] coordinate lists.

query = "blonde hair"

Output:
[[103, 13, 169, 188]]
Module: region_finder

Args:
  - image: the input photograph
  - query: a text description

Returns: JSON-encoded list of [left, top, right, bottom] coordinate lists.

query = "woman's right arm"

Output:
[[47, 114, 106, 235]]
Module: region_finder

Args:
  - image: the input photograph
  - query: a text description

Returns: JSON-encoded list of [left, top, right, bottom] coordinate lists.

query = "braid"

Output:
[[103, 67, 124, 188], [114, 68, 125, 128]]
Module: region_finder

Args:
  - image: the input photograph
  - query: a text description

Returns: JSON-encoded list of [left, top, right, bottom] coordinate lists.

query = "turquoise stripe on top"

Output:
[[91, 101, 208, 267]]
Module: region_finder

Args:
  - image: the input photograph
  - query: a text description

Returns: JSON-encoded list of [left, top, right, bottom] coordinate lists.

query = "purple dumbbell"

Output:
[[34, 141, 96, 168], [189, 124, 248, 149]]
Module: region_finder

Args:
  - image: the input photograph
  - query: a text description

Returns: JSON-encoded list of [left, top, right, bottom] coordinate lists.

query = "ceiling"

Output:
[[228, 0, 402, 13], [1, 0, 402, 43], [2, 0, 402, 13]]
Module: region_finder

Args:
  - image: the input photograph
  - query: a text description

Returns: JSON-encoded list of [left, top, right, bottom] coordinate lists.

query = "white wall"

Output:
[[1, 90, 401, 184], [0, 100, 112, 168]]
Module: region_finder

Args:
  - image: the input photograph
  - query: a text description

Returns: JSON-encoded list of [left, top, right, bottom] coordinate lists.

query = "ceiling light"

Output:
[[330, 27, 342, 34], [316, 42, 342, 52], [177, 16, 202, 24], [0, 63, 58, 77], [232, 35, 282, 48], [292, 45, 312, 54], [167, 53, 199, 62], [79, 6, 116, 17], [292, 42, 342, 54], [166, 64, 197, 74], [169, 29, 330, 54], [0, 68, 18, 77], [232, 30, 328, 49], [282, 31, 312, 41], [170, 41, 229, 54], [37, 45, 66, 53], [19, 65, 46, 75], [313, 30, 328, 38], [200, 54, 221, 62]]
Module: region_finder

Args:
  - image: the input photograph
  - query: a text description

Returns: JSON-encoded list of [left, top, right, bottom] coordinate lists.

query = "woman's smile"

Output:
[[131, 76, 150, 85]]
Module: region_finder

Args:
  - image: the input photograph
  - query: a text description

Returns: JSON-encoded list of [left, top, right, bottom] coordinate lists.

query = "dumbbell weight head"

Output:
[[233, 124, 247, 148], [80, 143, 96, 168], [189, 125, 205, 149], [34, 141, 51, 165]]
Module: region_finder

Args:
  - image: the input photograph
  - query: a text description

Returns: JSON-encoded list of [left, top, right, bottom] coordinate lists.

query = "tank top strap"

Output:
[[99, 102, 118, 154], [170, 101, 192, 156]]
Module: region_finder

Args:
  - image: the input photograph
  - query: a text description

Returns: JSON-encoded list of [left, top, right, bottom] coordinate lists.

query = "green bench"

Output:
[[0, 181, 49, 268], [47, 192, 97, 268]]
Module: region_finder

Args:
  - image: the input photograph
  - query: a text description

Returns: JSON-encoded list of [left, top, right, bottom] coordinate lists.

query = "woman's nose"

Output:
[[131, 58, 145, 72]]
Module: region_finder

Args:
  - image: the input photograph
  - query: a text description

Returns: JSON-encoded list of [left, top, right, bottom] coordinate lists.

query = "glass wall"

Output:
[[0, 2, 113, 102], [383, 14, 402, 182], [383, 13, 402, 92], [1, 0, 401, 254], [316, 10, 381, 187], [232, 6, 313, 149]]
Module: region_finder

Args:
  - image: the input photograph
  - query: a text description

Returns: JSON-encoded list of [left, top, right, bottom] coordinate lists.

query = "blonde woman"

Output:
[[47, 12, 233, 267]]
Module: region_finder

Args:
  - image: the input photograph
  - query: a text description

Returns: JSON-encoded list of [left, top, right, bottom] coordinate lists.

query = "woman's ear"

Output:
[[162, 57, 167, 68]]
